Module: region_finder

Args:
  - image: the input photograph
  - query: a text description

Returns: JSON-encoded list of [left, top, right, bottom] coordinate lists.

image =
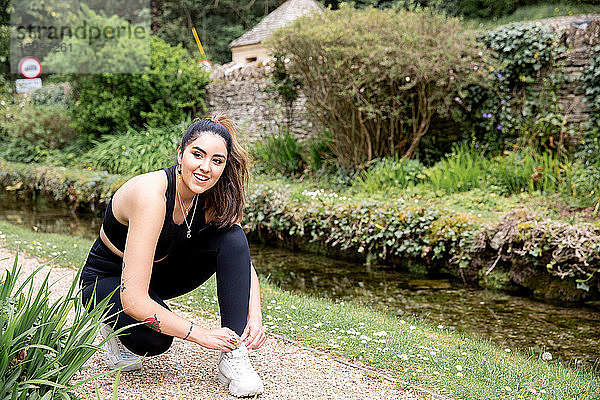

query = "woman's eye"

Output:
[[213, 158, 223, 165], [193, 152, 202, 158]]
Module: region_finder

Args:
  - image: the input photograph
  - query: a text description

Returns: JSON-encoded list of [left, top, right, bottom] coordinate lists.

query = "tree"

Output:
[[268, 5, 484, 167]]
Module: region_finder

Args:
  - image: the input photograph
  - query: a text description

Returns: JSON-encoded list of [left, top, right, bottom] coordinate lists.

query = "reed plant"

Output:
[[424, 143, 490, 194], [251, 129, 305, 177], [489, 149, 571, 195], [0, 254, 122, 399], [353, 156, 425, 193]]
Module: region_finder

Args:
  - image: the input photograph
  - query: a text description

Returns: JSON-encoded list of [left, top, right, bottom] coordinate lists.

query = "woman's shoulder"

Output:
[[113, 170, 169, 211]]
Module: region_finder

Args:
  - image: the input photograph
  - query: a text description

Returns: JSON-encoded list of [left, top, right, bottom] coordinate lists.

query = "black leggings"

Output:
[[79, 225, 251, 357]]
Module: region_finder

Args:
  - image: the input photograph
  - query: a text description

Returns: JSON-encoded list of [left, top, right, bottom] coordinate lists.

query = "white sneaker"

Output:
[[99, 323, 143, 372], [218, 343, 264, 397]]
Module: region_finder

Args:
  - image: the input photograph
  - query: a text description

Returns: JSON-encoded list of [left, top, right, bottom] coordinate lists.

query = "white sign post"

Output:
[[16, 78, 42, 93]]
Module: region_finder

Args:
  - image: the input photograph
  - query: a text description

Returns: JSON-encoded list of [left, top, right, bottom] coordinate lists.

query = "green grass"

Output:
[[0, 220, 599, 399], [466, 2, 600, 28], [253, 172, 598, 226]]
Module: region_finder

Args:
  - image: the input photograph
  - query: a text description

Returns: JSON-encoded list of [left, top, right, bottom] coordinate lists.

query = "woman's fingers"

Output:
[[239, 326, 250, 343], [245, 326, 266, 350]]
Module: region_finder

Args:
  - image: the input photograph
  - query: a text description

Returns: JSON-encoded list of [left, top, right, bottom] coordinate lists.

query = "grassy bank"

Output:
[[0, 220, 598, 400], [2, 160, 599, 303]]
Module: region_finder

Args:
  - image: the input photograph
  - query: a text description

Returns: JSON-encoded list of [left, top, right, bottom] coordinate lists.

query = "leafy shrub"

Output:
[[0, 256, 114, 399], [353, 156, 425, 193], [0, 100, 80, 164], [267, 5, 483, 168], [424, 143, 490, 193], [79, 122, 187, 175], [29, 82, 75, 107], [67, 34, 209, 139]]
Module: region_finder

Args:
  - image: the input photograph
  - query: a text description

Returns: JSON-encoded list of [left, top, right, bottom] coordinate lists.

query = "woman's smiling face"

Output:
[[177, 132, 228, 195]]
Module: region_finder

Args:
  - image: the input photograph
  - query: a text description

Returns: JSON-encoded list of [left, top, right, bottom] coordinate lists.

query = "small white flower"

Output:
[[456, 372, 463, 377], [542, 352, 552, 361], [405, 76, 410, 82], [505, 348, 511, 353], [455, 365, 463, 371], [504, 386, 512, 392]]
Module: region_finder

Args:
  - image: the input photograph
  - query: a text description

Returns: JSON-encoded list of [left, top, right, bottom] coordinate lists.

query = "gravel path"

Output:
[[0, 248, 438, 400]]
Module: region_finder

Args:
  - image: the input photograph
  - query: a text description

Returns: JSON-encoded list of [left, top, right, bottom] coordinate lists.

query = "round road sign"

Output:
[[19, 57, 42, 79]]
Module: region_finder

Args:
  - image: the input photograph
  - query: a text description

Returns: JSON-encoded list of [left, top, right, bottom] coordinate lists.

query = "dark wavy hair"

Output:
[[179, 114, 250, 228]]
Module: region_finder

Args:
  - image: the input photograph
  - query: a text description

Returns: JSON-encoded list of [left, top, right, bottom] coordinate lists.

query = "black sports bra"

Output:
[[101, 165, 206, 261]]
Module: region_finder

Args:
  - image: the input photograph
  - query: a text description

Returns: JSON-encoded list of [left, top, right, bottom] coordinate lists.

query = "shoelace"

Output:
[[227, 349, 254, 375]]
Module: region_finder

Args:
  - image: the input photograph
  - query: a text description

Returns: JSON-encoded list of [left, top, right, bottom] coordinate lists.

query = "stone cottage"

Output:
[[229, 0, 323, 65]]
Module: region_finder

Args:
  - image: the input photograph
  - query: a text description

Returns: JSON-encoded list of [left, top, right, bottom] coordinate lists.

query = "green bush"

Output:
[[79, 122, 187, 175], [0, 256, 114, 399], [29, 83, 75, 107], [67, 35, 209, 138], [0, 100, 80, 164], [267, 5, 483, 168], [353, 156, 425, 193]]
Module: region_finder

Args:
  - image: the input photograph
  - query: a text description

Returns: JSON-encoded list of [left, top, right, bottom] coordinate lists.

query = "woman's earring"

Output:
[[177, 164, 182, 174]]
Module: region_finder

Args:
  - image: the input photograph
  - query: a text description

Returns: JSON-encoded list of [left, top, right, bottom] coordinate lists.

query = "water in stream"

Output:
[[1, 192, 599, 369]]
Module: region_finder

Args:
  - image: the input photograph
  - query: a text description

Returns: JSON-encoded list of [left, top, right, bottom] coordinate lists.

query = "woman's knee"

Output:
[[120, 330, 173, 357], [215, 224, 249, 255]]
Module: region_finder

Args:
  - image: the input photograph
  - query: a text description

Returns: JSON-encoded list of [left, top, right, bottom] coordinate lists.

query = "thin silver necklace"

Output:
[[176, 176, 198, 239]]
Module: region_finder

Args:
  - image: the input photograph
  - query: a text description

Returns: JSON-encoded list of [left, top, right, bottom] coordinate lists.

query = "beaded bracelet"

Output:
[[183, 321, 194, 341]]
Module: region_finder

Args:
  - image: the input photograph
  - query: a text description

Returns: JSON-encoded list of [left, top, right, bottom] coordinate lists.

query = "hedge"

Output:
[[1, 160, 598, 302], [0, 160, 128, 214]]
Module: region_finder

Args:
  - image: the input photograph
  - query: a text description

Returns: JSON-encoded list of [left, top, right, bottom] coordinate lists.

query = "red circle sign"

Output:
[[199, 59, 212, 72], [19, 57, 42, 79]]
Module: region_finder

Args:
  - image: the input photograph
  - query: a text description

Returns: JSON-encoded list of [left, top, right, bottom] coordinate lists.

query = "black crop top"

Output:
[[101, 165, 207, 261]]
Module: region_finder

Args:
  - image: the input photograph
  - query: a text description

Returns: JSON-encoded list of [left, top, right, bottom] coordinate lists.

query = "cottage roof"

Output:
[[229, 0, 323, 48]]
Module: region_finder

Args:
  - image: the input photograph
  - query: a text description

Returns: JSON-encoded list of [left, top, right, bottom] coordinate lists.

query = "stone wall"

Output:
[[205, 16, 600, 144], [549, 17, 600, 129], [205, 62, 314, 143]]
